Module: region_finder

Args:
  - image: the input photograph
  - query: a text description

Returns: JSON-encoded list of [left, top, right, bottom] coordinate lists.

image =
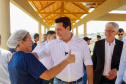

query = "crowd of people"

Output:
[[0, 17, 126, 84]]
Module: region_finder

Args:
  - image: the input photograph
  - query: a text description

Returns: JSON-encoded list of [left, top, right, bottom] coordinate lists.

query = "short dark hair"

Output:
[[118, 28, 124, 33], [97, 35, 101, 38], [83, 37, 91, 41], [55, 17, 71, 31], [43, 34, 47, 36], [34, 33, 39, 39], [47, 31, 56, 37]]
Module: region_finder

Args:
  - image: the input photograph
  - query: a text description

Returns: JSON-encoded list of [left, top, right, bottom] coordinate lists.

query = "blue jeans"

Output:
[[122, 81, 126, 84], [53, 78, 83, 84], [83, 66, 87, 84]]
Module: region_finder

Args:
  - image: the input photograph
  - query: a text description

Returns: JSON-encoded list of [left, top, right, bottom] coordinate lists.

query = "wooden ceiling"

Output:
[[27, 0, 106, 27]]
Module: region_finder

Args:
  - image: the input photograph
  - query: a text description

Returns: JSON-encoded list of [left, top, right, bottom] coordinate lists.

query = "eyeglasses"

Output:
[[118, 34, 123, 36], [105, 30, 115, 33]]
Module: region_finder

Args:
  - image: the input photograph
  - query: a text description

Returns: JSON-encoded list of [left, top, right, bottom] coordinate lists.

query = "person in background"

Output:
[[118, 28, 125, 42], [97, 35, 101, 41], [7, 29, 75, 84], [0, 35, 12, 84], [92, 22, 123, 84], [83, 37, 92, 84], [32, 33, 39, 51], [33, 30, 56, 84], [83, 37, 91, 45], [42, 34, 47, 42], [116, 39, 126, 84]]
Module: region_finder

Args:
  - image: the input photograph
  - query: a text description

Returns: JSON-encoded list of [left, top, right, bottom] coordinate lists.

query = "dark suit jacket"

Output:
[[92, 39, 123, 84]]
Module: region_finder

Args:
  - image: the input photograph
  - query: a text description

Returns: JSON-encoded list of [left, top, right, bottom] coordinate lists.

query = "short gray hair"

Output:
[[105, 22, 119, 32]]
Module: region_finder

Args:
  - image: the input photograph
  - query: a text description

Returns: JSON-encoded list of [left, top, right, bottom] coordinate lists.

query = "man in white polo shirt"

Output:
[[36, 17, 93, 84], [33, 30, 56, 84]]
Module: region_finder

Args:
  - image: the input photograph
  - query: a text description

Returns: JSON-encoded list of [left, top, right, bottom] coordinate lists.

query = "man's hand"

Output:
[[66, 50, 75, 63], [107, 68, 117, 80]]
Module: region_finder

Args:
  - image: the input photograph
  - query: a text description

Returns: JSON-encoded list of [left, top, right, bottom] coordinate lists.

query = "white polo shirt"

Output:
[[37, 36, 93, 82], [0, 48, 12, 84], [33, 41, 54, 70]]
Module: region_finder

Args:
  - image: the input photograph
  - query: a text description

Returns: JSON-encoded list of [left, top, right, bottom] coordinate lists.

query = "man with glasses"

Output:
[[92, 22, 123, 84], [118, 28, 125, 42]]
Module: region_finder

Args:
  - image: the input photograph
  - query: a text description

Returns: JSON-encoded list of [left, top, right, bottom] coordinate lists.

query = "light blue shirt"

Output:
[[116, 40, 126, 84], [121, 38, 125, 42]]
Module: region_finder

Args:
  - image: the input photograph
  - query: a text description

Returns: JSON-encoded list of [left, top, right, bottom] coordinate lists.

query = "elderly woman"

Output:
[[7, 30, 75, 84]]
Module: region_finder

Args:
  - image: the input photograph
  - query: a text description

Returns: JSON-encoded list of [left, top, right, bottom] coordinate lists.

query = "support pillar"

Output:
[[38, 23, 42, 43], [44, 27, 46, 34], [47, 27, 50, 31], [84, 23, 87, 37], [71, 28, 73, 33], [0, 0, 10, 50], [76, 27, 78, 37]]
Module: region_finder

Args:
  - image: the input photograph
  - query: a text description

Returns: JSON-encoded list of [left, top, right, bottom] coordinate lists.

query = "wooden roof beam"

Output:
[[48, 22, 54, 26], [44, 14, 60, 23], [72, 0, 126, 28], [62, 14, 81, 20], [44, 18, 77, 20], [72, 3, 89, 12], [37, 2, 55, 12], [27, 0, 106, 3], [64, 8, 78, 17], [60, 2, 64, 17], [38, 12, 88, 14], [42, 7, 61, 19], [95, 3, 98, 8]]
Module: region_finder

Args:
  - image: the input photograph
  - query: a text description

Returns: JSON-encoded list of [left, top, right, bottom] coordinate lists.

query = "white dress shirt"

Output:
[[103, 39, 115, 76], [0, 48, 12, 84], [37, 36, 93, 82], [116, 40, 126, 84], [33, 41, 54, 70]]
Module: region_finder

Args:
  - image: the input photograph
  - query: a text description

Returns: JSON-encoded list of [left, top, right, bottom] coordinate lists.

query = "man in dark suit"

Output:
[[92, 22, 123, 84]]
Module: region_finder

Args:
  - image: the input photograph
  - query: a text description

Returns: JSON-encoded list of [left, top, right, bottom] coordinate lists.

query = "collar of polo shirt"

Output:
[[58, 35, 75, 42]]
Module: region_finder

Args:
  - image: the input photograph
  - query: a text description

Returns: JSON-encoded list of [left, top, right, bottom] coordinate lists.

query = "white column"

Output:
[[76, 27, 78, 37], [38, 23, 42, 43], [47, 27, 50, 31], [84, 23, 87, 37], [0, 0, 10, 50], [44, 27, 46, 34], [71, 28, 73, 33]]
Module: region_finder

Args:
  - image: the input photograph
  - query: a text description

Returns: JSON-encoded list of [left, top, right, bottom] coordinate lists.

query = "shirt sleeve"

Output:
[[26, 53, 47, 80], [33, 43, 44, 52], [83, 41, 93, 66], [115, 41, 126, 84], [37, 42, 51, 59], [6, 52, 12, 62]]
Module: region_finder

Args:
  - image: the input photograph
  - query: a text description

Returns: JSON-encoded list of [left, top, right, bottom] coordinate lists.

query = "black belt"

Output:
[[56, 77, 82, 84]]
